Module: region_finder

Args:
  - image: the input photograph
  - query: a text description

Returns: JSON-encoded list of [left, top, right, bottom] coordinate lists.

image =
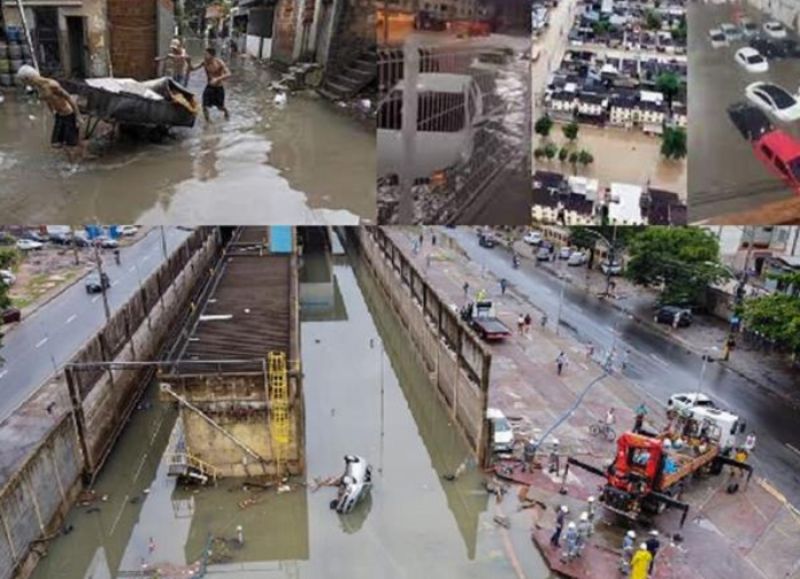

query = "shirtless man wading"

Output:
[[190, 47, 231, 122], [16, 65, 85, 162]]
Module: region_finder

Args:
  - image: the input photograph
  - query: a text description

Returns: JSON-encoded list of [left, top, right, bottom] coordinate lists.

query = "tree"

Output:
[[558, 147, 569, 162], [741, 277, 800, 355], [577, 149, 594, 168], [568, 151, 579, 173], [534, 115, 554, 139], [593, 20, 612, 36], [625, 227, 729, 306], [661, 127, 687, 160], [656, 72, 681, 112], [544, 143, 558, 160], [645, 10, 662, 30], [671, 16, 687, 44], [0, 248, 19, 270], [562, 121, 580, 142], [534, 147, 546, 160]]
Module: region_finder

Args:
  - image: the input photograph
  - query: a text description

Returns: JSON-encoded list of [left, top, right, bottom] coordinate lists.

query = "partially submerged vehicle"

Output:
[[61, 77, 199, 139], [331, 455, 373, 514]]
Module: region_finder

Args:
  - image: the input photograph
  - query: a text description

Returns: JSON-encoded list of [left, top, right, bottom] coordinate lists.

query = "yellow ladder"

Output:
[[268, 351, 290, 478]]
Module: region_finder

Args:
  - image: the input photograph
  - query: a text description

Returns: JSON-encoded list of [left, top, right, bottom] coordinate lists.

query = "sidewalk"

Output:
[[496, 235, 799, 409], [385, 227, 800, 579]]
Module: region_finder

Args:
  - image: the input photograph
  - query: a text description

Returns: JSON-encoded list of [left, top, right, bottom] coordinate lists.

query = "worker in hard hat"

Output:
[[548, 438, 560, 475], [550, 505, 568, 547], [619, 530, 636, 573], [562, 521, 579, 562], [586, 496, 597, 535], [576, 512, 592, 556], [646, 529, 661, 573], [629, 542, 653, 579]]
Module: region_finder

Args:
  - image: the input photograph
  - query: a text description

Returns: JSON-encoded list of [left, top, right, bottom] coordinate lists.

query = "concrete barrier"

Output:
[[0, 227, 222, 579], [354, 227, 491, 463]]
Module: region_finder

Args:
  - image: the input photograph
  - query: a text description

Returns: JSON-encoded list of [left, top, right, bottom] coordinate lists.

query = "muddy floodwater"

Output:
[[0, 50, 375, 224], [688, 2, 800, 220], [30, 241, 552, 579]]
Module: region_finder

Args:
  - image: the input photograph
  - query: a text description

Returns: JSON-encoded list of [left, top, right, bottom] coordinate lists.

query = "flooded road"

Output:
[[30, 238, 551, 579], [689, 2, 800, 221], [0, 52, 375, 224]]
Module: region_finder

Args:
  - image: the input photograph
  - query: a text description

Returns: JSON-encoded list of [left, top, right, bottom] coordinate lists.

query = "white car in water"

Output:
[[763, 21, 787, 39], [15, 239, 43, 251], [377, 73, 485, 179], [735, 47, 769, 73], [667, 392, 717, 414], [709, 28, 728, 48], [745, 82, 800, 122]]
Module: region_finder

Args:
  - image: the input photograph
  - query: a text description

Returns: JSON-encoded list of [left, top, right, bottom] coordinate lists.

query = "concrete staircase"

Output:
[[318, 47, 377, 101]]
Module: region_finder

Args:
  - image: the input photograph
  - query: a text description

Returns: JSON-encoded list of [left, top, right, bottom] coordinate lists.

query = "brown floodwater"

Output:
[[28, 241, 553, 579], [0, 50, 375, 225]]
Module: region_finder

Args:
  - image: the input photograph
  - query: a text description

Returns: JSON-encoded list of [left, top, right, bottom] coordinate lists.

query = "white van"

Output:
[[487, 408, 514, 452], [377, 73, 485, 180]]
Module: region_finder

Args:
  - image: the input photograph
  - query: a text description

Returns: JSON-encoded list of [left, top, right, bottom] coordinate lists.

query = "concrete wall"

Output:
[[355, 227, 491, 462], [0, 228, 221, 579], [107, 0, 164, 79]]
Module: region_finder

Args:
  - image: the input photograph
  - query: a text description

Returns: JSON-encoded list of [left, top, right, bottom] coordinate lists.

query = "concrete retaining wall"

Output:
[[355, 227, 491, 462], [0, 228, 222, 579]]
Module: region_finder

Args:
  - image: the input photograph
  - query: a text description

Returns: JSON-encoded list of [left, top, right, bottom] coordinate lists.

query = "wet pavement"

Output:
[[688, 2, 800, 222], [0, 49, 375, 225], [28, 241, 552, 579]]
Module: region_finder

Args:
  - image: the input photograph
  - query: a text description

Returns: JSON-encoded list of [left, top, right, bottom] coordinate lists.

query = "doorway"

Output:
[[66, 16, 87, 78], [32, 7, 61, 75]]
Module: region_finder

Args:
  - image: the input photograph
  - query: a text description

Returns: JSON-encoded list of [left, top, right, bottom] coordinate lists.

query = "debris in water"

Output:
[[277, 483, 292, 493], [274, 92, 287, 107], [28, 115, 36, 121], [443, 456, 472, 481]]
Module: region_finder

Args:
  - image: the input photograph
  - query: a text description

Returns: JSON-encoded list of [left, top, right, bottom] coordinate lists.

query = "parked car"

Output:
[[600, 260, 623, 275], [739, 18, 759, 37], [567, 251, 588, 266], [118, 225, 139, 236], [0, 269, 16, 286], [49, 232, 73, 245], [1, 307, 21, 325], [487, 408, 514, 452], [95, 236, 120, 249], [536, 247, 551, 261], [654, 305, 693, 327], [752, 129, 800, 190], [72, 233, 91, 247], [763, 21, 787, 39], [478, 233, 497, 248], [720, 23, 741, 41], [558, 246, 573, 260], [523, 231, 543, 245], [16, 239, 44, 251], [709, 28, 728, 48], [735, 47, 769, 73], [21, 230, 47, 242], [745, 82, 800, 122], [377, 73, 485, 179], [667, 392, 716, 414], [85, 272, 111, 294]]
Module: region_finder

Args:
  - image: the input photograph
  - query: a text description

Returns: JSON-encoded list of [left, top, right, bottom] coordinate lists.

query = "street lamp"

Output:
[[584, 226, 618, 298], [556, 270, 569, 336]]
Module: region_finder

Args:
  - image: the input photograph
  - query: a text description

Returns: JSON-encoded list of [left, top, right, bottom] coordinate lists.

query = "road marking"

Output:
[[786, 443, 800, 458], [128, 266, 136, 273], [649, 353, 669, 367], [35, 337, 48, 349], [111, 280, 120, 287], [65, 314, 77, 325], [92, 296, 100, 303], [0, 370, 6, 380]]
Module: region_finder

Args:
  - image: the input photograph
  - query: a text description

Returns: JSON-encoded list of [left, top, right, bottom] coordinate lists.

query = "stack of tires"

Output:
[[0, 37, 11, 87], [1, 28, 32, 87]]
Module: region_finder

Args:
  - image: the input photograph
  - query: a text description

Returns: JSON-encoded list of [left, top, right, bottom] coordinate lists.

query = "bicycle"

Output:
[[588, 420, 616, 442]]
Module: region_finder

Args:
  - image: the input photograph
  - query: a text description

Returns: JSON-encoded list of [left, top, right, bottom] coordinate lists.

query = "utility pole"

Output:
[[93, 243, 111, 323], [14, 0, 40, 70]]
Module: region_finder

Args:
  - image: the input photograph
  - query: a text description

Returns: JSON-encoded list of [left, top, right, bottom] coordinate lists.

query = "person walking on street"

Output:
[[517, 314, 525, 335], [556, 352, 567, 376], [500, 278, 508, 295], [606, 407, 616, 429], [113, 249, 121, 266], [586, 341, 595, 360], [744, 432, 757, 455], [419, 232, 424, 247], [191, 47, 231, 122], [619, 530, 636, 574], [629, 543, 652, 579], [463, 282, 470, 299], [548, 439, 560, 475], [550, 505, 568, 547], [634, 403, 648, 433], [431, 233, 437, 246], [645, 530, 660, 573], [524, 313, 532, 335], [586, 496, 597, 536], [541, 312, 548, 329]]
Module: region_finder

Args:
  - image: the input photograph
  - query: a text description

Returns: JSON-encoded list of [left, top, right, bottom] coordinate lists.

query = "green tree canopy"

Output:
[[578, 149, 594, 167], [534, 115, 554, 139], [661, 127, 687, 160], [563, 121, 580, 142], [656, 72, 681, 110], [544, 143, 558, 159], [645, 10, 662, 30], [558, 147, 569, 162], [625, 227, 729, 306], [741, 291, 800, 354]]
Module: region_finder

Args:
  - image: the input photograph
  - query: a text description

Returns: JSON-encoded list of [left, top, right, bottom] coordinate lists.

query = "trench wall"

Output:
[[0, 228, 222, 579], [355, 227, 491, 462]]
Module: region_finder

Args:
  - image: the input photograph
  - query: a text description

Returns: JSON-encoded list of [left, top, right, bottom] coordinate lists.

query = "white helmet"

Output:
[[626, 530, 636, 538], [588, 496, 595, 503], [650, 530, 659, 536], [580, 512, 588, 521], [561, 505, 569, 513], [639, 543, 648, 550], [568, 521, 577, 529], [552, 438, 560, 446], [663, 439, 672, 449]]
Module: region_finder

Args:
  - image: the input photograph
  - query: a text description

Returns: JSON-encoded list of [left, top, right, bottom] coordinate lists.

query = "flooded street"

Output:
[[0, 52, 375, 224], [688, 2, 800, 220], [536, 123, 687, 192], [29, 239, 551, 579]]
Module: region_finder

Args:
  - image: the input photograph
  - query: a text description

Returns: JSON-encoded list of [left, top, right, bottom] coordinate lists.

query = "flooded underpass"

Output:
[[0, 47, 375, 224], [29, 232, 551, 579]]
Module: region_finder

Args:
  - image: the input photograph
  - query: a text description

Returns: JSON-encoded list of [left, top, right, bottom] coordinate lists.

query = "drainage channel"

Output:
[[29, 237, 551, 579]]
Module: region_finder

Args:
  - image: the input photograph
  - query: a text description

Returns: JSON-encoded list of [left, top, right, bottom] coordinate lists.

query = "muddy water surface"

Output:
[[29, 242, 551, 579], [0, 51, 375, 224]]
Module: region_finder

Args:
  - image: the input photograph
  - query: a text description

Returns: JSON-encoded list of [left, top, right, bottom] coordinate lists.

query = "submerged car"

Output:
[[331, 455, 373, 514], [567, 251, 588, 266], [720, 23, 741, 41], [377, 73, 485, 179], [85, 272, 111, 294], [709, 28, 728, 48], [655, 305, 693, 327], [16, 239, 44, 251], [523, 230, 543, 245], [667, 392, 716, 414], [735, 47, 769, 73], [600, 260, 623, 275], [763, 21, 787, 39], [745, 82, 800, 122]]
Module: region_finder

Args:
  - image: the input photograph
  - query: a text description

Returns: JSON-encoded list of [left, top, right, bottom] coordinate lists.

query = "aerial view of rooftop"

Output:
[[688, 0, 800, 224], [376, 0, 532, 225], [531, 0, 688, 226]]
